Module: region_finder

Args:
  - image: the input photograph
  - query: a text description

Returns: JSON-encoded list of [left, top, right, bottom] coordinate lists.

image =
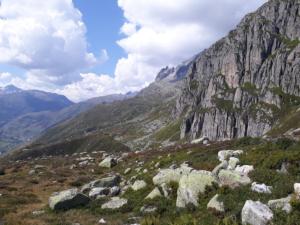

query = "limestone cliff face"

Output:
[[175, 0, 300, 141]]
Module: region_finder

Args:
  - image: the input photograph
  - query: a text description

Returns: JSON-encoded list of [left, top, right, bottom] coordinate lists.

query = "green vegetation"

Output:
[[190, 80, 199, 90], [154, 120, 181, 142], [212, 97, 235, 113], [241, 82, 259, 96]]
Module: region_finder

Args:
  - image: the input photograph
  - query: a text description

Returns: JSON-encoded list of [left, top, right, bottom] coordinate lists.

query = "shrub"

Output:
[[234, 137, 262, 147], [275, 138, 295, 150], [0, 167, 5, 176]]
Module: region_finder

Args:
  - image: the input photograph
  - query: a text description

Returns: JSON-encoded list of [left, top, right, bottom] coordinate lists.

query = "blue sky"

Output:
[[0, 0, 266, 101], [73, 0, 125, 75]]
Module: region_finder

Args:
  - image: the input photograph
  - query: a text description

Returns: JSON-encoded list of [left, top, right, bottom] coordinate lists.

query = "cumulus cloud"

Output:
[[0, 0, 98, 86], [0, 0, 267, 102], [114, 0, 267, 89]]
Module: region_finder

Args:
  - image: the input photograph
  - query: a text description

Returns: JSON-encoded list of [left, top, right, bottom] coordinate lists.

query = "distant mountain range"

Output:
[[0, 85, 136, 153]]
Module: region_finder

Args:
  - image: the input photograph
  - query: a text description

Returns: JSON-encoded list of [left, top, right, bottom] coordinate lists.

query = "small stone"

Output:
[[124, 168, 131, 174], [28, 169, 36, 175], [99, 218, 106, 224], [101, 197, 127, 209], [294, 183, 300, 198], [235, 165, 254, 176], [140, 205, 157, 213], [132, 180, 147, 191], [99, 157, 117, 168], [110, 186, 121, 196], [251, 182, 272, 194], [32, 210, 45, 216]]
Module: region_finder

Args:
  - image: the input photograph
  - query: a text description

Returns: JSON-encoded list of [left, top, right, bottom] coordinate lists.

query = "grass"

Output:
[[154, 120, 181, 142]]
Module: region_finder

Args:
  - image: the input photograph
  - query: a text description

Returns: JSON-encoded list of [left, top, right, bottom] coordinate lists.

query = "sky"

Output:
[[0, 0, 267, 102]]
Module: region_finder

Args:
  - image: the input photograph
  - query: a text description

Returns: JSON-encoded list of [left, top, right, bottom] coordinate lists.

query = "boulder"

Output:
[[101, 197, 128, 209], [89, 187, 110, 198], [218, 170, 251, 188], [251, 182, 272, 194], [234, 165, 254, 176], [132, 180, 147, 191], [228, 157, 239, 170], [49, 188, 90, 210], [207, 194, 225, 212], [81, 175, 121, 193], [153, 166, 193, 185], [99, 157, 117, 168], [176, 170, 217, 208], [241, 200, 273, 225], [146, 187, 162, 199], [268, 196, 292, 214]]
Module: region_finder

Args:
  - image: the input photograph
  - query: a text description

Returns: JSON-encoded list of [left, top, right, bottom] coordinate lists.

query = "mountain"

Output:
[[175, 0, 300, 141], [10, 0, 300, 159], [0, 87, 136, 153]]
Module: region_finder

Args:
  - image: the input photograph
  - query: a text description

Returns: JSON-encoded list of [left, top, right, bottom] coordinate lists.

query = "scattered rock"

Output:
[[268, 196, 292, 214], [124, 168, 131, 174], [218, 150, 243, 162], [176, 170, 217, 207], [161, 183, 172, 197], [49, 188, 90, 210], [191, 137, 209, 144], [154, 162, 160, 168], [218, 170, 251, 188], [251, 182, 272, 194], [234, 165, 254, 176], [99, 218, 107, 224], [101, 197, 128, 209], [81, 175, 121, 193], [32, 210, 45, 216], [146, 187, 162, 199], [99, 157, 117, 168], [153, 165, 193, 185], [28, 169, 36, 175], [241, 200, 273, 225], [228, 157, 239, 170], [294, 183, 300, 198], [140, 205, 157, 214], [207, 194, 225, 213], [132, 180, 147, 191]]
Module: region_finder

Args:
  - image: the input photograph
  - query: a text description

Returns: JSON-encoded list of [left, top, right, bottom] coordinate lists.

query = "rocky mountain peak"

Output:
[[175, 0, 300, 141]]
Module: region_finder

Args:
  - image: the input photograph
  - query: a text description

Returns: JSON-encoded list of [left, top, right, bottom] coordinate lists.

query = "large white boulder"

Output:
[[81, 175, 121, 193], [228, 157, 240, 170], [49, 188, 90, 210], [294, 183, 300, 198], [218, 170, 251, 188], [176, 170, 217, 208], [241, 200, 273, 225]]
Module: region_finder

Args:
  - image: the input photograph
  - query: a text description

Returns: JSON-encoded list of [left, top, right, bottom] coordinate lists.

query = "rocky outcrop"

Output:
[[207, 194, 225, 213], [175, 0, 300, 141], [268, 196, 292, 213], [218, 170, 251, 188]]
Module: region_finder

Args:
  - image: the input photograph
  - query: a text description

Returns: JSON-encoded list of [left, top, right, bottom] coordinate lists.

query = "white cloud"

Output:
[[0, 0, 98, 86], [114, 0, 267, 90], [0, 0, 267, 102]]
